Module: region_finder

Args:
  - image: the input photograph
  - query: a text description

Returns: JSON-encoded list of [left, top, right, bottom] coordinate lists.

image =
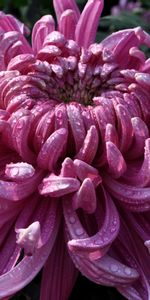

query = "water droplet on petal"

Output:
[[124, 267, 132, 275], [69, 216, 76, 224], [75, 227, 84, 236], [110, 264, 119, 272]]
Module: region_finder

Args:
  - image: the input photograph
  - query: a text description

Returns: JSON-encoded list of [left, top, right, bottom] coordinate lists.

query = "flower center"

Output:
[[34, 32, 119, 106], [5, 32, 124, 109]]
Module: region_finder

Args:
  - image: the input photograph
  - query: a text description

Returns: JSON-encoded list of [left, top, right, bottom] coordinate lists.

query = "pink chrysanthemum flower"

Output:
[[0, 1, 150, 299]]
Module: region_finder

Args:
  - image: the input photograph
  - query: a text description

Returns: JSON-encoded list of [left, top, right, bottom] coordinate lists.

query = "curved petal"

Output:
[[75, 125, 99, 164], [126, 117, 149, 159], [106, 141, 127, 178], [40, 223, 78, 300], [104, 175, 150, 211], [0, 12, 29, 35], [101, 27, 150, 65], [11, 114, 36, 164], [115, 104, 133, 153], [32, 15, 55, 54], [74, 159, 102, 187], [7, 54, 35, 73], [0, 170, 43, 201], [53, 0, 80, 22], [0, 201, 60, 299], [39, 173, 80, 197], [0, 228, 20, 275], [59, 9, 77, 39], [75, 0, 104, 48], [33, 110, 55, 152], [69, 251, 139, 286], [123, 139, 150, 187], [63, 188, 120, 260], [37, 128, 68, 171], [0, 241, 51, 299], [72, 178, 97, 214], [67, 104, 86, 152], [5, 162, 35, 181]]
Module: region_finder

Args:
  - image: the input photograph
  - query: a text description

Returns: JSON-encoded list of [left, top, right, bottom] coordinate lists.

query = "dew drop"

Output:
[[110, 264, 119, 272], [11, 168, 19, 176], [110, 226, 116, 233], [69, 216, 76, 224], [75, 227, 84, 236], [124, 267, 131, 275]]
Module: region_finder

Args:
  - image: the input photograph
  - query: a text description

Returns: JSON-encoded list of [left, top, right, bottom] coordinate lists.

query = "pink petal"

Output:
[[64, 188, 119, 259], [126, 117, 149, 159], [74, 159, 102, 187], [0, 211, 60, 298], [16, 221, 41, 256], [104, 176, 150, 211], [0, 12, 30, 35], [67, 103, 86, 152], [40, 225, 78, 300], [33, 110, 55, 152], [69, 251, 139, 286], [39, 173, 80, 197], [72, 178, 97, 214], [53, 0, 80, 22], [0, 228, 20, 275], [60, 157, 76, 178], [32, 15, 55, 54], [5, 162, 35, 181], [115, 104, 133, 153], [37, 128, 68, 171], [59, 9, 77, 39], [0, 170, 43, 201], [7, 54, 35, 73], [75, 0, 104, 48], [75, 125, 98, 164], [11, 114, 36, 164], [106, 141, 127, 178], [123, 139, 150, 187]]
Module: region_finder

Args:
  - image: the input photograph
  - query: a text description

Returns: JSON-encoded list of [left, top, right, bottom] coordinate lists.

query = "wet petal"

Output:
[[74, 159, 102, 187], [69, 251, 139, 286], [67, 104, 86, 152], [37, 128, 68, 171], [53, 0, 80, 22], [106, 141, 127, 178], [16, 221, 41, 256], [64, 188, 119, 259], [40, 225, 78, 300], [0, 170, 43, 201], [39, 174, 80, 197], [72, 178, 97, 214], [75, 0, 104, 48], [32, 15, 55, 53], [0, 209, 60, 299], [123, 139, 150, 187], [5, 162, 35, 181], [59, 9, 77, 40], [75, 125, 98, 164], [60, 157, 76, 178], [105, 176, 150, 211]]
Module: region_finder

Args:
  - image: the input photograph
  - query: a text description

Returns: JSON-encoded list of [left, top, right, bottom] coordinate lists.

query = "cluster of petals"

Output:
[[0, 0, 150, 299]]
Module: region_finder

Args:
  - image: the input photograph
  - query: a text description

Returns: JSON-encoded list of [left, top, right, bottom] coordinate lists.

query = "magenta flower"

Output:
[[111, 0, 141, 16], [0, 1, 150, 299]]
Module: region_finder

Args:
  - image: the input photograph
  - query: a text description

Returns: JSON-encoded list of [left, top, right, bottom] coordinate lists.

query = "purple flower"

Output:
[[111, 0, 141, 16], [0, 1, 150, 299]]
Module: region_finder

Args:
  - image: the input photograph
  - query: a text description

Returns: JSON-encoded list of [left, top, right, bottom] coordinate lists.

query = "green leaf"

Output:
[[99, 12, 150, 32]]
